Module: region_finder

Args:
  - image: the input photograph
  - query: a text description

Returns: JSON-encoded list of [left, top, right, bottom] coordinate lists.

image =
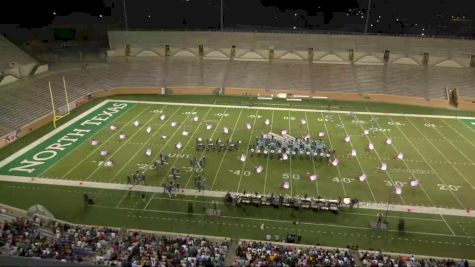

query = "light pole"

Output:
[[220, 0, 224, 31], [364, 0, 372, 34], [123, 0, 128, 31]]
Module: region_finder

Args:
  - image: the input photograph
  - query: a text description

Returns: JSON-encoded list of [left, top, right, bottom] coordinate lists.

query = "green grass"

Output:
[[1, 95, 475, 259], [6, 98, 473, 209]]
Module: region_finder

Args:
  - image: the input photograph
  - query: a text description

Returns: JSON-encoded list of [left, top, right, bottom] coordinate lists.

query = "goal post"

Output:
[[48, 76, 71, 128]]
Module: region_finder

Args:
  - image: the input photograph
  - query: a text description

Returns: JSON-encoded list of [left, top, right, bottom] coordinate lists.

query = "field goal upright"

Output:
[[48, 76, 71, 128]]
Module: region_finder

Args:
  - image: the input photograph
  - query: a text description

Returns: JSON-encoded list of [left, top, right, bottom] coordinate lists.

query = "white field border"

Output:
[[112, 99, 475, 120], [0, 100, 110, 169], [0, 174, 474, 218], [3, 98, 474, 170], [1, 99, 475, 216]]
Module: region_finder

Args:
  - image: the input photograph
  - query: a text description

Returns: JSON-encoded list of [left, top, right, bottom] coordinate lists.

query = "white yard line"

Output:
[[405, 117, 475, 190], [458, 119, 475, 133], [425, 118, 475, 166], [115, 191, 129, 208], [158, 107, 213, 186], [288, 110, 293, 196], [94, 204, 475, 238], [263, 110, 275, 194], [1, 174, 474, 217], [304, 111, 319, 197], [335, 114, 376, 202], [143, 192, 156, 210], [371, 115, 435, 206], [210, 109, 243, 189], [39, 105, 135, 179], [440, 214, 456, 236], [236, 110, 259, 193], [389, 117, 467, 209], [3, 98, 474, 175], [353, 114, 405, 204], [85, 106, 172, 182], [183, 108, 229, 188], [112, 106, 189, 184], [0, 100, 110, 169], [320, 112, 347, 197], [113, 99, 475, 120], [59, 105, 151, 180], [442, 120, 475, 149]]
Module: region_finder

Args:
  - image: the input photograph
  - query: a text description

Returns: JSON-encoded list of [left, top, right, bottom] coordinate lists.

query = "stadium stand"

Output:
[[233, 240, 355, 266], [0, 215, 229, 266], [0, 31, 474, 146], [0, 35, 47, 86], [2, 205, 471, 267]]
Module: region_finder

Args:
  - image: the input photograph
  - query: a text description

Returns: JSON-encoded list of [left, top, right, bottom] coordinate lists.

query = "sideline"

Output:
[[111, 99, 475, 120], [0, 174, 473, 218]]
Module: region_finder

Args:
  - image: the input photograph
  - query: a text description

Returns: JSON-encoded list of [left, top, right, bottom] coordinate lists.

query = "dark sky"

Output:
[[1, 0, 474, 37]]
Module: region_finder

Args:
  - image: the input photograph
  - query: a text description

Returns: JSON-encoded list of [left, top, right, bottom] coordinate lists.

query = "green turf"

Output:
[[1, 95, 475, 259], [3, 99, 472, 209]]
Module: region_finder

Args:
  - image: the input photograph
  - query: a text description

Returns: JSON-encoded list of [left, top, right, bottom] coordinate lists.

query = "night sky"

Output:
[[1, 0, 474, 38]]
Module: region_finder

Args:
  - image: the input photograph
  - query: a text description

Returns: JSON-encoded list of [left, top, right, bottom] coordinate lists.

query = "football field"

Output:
[[2, 98, 475, 210]]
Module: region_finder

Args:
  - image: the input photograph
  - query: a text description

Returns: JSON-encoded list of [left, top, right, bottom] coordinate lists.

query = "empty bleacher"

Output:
[[0, 31, 474, 139]]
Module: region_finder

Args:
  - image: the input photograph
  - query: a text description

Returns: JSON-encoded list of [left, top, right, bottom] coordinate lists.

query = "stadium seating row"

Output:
[[0, 59, 474, 138]]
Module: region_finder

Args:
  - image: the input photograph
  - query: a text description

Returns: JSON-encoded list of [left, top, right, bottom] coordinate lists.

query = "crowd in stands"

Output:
[[0, 216, 471, 267], [360, 251, 470, 267], [0, 217, 229, 266], [233, 240, 355, 266]]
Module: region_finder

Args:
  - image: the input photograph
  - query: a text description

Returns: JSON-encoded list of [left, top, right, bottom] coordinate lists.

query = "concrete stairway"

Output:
[[224, 239, 239, 266]]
